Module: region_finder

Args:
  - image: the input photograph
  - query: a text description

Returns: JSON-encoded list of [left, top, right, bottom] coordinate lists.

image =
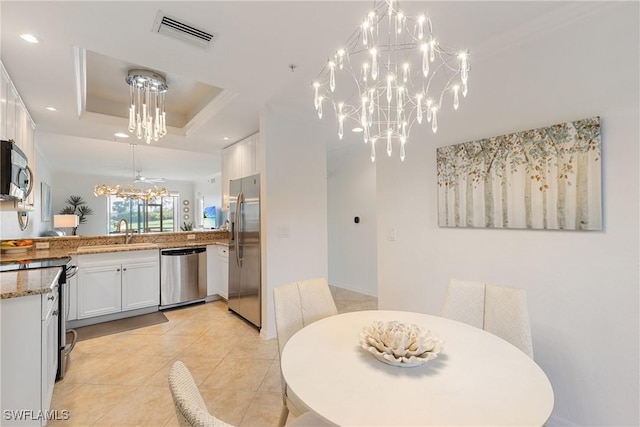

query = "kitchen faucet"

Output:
[[115, 218, 132, 245]]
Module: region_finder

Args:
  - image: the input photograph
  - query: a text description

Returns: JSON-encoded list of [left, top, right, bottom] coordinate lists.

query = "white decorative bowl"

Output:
[[360, 321, 444, 367]]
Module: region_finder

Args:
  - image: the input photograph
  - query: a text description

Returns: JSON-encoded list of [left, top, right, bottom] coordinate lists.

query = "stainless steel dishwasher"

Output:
[[160, 247, 207, 309]]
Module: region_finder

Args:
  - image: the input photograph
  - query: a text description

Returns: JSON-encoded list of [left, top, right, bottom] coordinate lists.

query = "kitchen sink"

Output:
[[76, 243, 159, 254]]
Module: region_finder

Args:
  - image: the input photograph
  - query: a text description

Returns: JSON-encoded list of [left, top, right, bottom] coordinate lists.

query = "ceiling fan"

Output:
[[129, 143, 166, 184], [134, 171, 165, 183]]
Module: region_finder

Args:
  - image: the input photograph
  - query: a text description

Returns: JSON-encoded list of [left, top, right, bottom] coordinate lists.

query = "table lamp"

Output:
[[53, 214, 80, 235]]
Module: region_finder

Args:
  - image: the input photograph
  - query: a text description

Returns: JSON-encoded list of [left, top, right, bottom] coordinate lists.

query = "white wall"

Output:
[[327, 144, 377, 296], [0, 143, 54, 239], [260, 105, 329, 339], [194, 172, 222, 228], [373, 4, 638, 426], [52, 171, 195, 236]]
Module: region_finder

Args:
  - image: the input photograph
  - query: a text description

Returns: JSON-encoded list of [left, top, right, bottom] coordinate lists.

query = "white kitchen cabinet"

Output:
[[0, 66, 6, 140], [218, 245, 229, 299], [1, 282, 59, 426], [42, 289, 59, 416], [77, 264, 122, 318], [4, 74, 17, 142], [206, 244, 218, 297], [1, 62, 36, 210], [205, 244, 229, 299], [121, 261, 160, 310], [221, 132, 258, 211], [76, 250, 159, 320]]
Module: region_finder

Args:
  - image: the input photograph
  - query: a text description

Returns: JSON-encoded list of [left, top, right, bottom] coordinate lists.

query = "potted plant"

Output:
[[59, 195, 94, 234]]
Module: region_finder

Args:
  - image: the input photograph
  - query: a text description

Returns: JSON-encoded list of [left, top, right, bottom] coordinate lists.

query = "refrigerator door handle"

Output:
[[234, 191, 244, 268]]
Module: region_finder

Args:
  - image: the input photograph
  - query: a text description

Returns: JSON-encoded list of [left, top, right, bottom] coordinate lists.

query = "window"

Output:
[[108, 194, 179, 233]]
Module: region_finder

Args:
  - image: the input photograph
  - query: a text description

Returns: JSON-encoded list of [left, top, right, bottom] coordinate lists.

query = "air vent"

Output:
[[152, 12, 215, 49]]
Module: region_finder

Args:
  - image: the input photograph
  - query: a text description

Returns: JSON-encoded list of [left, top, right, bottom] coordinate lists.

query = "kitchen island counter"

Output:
[[0, 267, 61, 299]]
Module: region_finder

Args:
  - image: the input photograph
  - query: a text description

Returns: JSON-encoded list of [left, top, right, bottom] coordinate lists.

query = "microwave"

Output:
[[0, 139, 31, 201]]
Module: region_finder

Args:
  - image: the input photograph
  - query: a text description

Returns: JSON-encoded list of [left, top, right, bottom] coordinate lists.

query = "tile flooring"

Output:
[[49, 286, 377, 426]]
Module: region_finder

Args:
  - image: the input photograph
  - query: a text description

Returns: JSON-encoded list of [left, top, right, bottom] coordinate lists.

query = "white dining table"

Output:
[[281, 310, 554, 426]]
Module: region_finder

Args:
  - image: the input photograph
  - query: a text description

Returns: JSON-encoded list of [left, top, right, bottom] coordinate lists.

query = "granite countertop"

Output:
[[0, 267, 61, 299], [0, 240, 228, 262], [0, 249, 71, 264], [0, 233, 229, 299]]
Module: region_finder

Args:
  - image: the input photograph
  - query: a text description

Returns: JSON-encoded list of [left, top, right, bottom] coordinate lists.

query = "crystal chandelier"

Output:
[[313, 0, 470, 161], [126, 69, 168, 144], [93, 144, 170, 201]]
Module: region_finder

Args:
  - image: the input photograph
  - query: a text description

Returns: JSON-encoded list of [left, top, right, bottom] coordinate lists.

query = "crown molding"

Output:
[[183, 89, 238, 137]]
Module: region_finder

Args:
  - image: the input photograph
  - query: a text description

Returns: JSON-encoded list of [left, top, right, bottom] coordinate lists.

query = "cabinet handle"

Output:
[[52, 310, 58, 317], [123, 268, 127, 272], [47, 294, 55, 301], [116, 268, 121, 272]]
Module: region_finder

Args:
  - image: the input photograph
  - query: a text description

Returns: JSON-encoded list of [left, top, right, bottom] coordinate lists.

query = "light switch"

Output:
[[277, 226, 290, 238], [388, 228, 397, 241]]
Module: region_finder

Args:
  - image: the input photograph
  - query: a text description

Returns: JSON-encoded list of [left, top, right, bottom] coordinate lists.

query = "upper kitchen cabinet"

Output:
[[1, 62, 36, 210], [221, 132, 259, 211]]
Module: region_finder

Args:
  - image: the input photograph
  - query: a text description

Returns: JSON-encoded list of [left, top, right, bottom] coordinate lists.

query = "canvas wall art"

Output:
[[437, 116, 601, 230]]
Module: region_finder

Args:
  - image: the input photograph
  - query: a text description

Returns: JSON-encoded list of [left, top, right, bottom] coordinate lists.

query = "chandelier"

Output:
[[313, 0, 470, 161], [93, 144, 170, 201], [126, 69, 168, 144]]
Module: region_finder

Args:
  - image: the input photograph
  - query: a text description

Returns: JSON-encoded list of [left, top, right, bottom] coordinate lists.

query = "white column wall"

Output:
[[327, 144, 377, 296], [259, 105, 328, 339], [375, 4, 638, 426]]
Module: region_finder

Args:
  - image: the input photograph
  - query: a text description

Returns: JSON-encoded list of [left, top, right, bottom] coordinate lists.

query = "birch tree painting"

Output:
[[437, 117, 601, 230]]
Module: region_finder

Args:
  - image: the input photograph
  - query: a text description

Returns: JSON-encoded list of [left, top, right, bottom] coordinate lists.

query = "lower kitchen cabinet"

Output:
[[1, 285, 59, 426], [77, 264, 122, 318], [206, 244, 229, 299], [76, 250, 159, 320], [121, 261, 160, 310]]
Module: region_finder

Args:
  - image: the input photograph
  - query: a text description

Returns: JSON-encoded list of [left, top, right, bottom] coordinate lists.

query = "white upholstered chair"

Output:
[[441, 279, 534, 358], [168, 361, 233, 427], [168, 361, 326, 427], [273, 278, 338, 427]]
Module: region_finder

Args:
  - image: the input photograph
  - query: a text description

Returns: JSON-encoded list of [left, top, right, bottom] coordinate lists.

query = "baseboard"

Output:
[[328, 280, 378, 298], [68, 306, 158, 328], [205, 294, 223, 303]]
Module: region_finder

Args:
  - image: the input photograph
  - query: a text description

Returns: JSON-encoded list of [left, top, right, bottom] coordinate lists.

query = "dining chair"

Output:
[[168, 361, 327, 427], [440, 279, 485, 328], [168, 360, 233, 427], [273, 278, 338, 427], [441, 279, 534, 358]]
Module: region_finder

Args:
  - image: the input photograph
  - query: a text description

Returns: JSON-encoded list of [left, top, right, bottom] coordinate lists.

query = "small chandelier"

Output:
[[126, 69, 168, 144], [313, 0, 470, 161], [93, 144, 169, 202], [93, 184, 169, 202]]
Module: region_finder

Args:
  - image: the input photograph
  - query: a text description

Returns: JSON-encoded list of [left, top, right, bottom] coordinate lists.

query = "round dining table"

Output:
[[281, 310, 554, 426]]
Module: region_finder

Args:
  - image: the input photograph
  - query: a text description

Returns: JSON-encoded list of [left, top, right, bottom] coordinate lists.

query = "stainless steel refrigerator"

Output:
[[228, 173, 261, 329]]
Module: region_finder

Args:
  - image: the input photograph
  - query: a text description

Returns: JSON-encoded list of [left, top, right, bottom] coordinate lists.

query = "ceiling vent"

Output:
[[152, 12, 215, 49]]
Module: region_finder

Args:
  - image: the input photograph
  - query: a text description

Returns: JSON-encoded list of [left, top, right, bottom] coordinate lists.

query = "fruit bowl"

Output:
[[1, 240, 34, 253], [360, 321, 444, 367]]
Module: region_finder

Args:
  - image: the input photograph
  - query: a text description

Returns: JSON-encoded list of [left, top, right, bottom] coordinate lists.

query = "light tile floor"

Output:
[[49, 286, 377, 427]]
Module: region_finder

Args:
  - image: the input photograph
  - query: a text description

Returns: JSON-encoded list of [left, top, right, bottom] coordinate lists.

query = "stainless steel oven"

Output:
[[58, 259, 78, 380]]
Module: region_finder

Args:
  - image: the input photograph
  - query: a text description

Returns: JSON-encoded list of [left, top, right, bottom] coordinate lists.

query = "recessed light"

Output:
[[19, 34, 40, 44], [223, 137, 229, 140], [352, 127, 364, 133], [114, 132, 130, 138], [45, 107, 57, 112]]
